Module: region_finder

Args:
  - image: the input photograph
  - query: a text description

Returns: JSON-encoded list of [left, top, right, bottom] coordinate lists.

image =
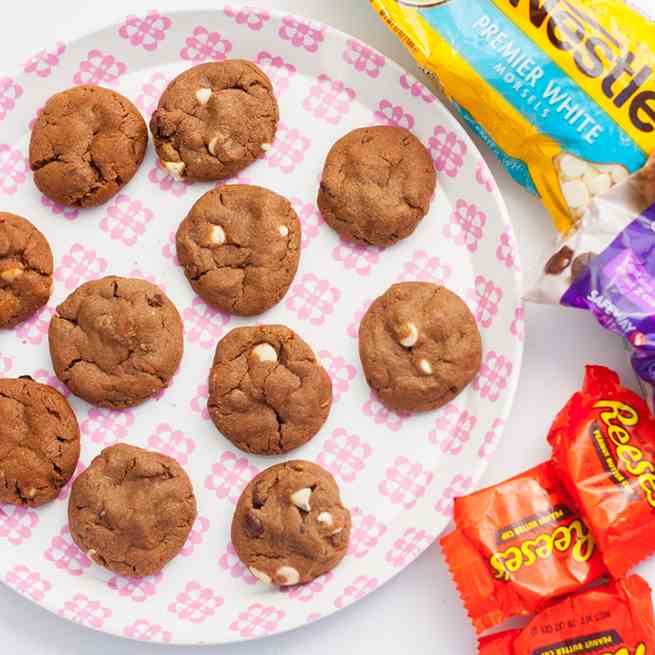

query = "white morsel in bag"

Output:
[[583, 171, 612, 197], [561, 179, 590, 209], [559, 153, 587, 179]]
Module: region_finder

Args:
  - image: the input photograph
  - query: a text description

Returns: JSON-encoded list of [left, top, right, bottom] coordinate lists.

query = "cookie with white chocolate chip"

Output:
[[207, 325, 332, 455], [150, 60, 279, 181], [358, 282, 482, 412], [232, 460, 350, 586], [0, 212, 53, 329], [176, 185, 300, 315]]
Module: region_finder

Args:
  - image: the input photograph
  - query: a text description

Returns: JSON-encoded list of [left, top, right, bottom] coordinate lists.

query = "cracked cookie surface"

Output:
[[317, 125, 436, 247], [176, 185, 301, 316], [208, 325, 332, 455], [150, 60, 279, 181], [29, 85, 147, 208], [68, 443, 197, 577], [0, 377, 80, 507], [48, 276, 184, 408], [359, 282, 481, 412], [232, 460, 350, 586], [0, 212, 53, 329]]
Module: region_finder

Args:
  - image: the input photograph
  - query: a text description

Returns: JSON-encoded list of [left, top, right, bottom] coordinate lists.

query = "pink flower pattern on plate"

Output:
[[290, 197, 323, 247], [59, 594, 111, 628], [476, 161, 495, 192], [444, 199, 486, 252], [205, 451, 259, 504], [303, 74, 355, 124], [5, 564, 51, 602], [317, 350, 356, 402], [183, 297, 231, 350], [147, 423, 195, 465], [265, 122, 311, 174], [55, 243, 108, 290], [0, 351, 12, 375], [331, 238, 380, 276], [362, 393, 410, 432], [45, 525, 91, 576], [473, 351, 513, 402], [108, 572, 163, 603], [0, 145, 28, 194], [0, 78, 23, 121], [478, 418, 505, 460], [81, 407, 134, 446], [347, 297, 373, 338], [283, 572, 332, 602], [41, 195, 79, 221], [334, 576, 378, 609], [429, 126, 467, 177], [24, 42, 65, 77], [397, 250, 451, 285], [373, 99, 414, 129], [161, 230, 180, 265], [123, 619, 172, 643], [190, 384, 210, 421], [400, 73, 435, 103], [428, 405, 476, 455], [180, 26, 232, 62], [100, 194, 154, 247], [218, 543, 258, 584], [119, 10, 172, 51], [279, 16, 325, 53], [286, 273, 340, 325], [467, 275, 503, 329], [256, 52, 296, 96], [15, 305, 54, 345], [379, 457, 434, 510], [0, 505, 38, 545], [511, 305, 525, 342], [168, 581, 223, 623], [497, 229, 521, 271], [317, 428, 372, 484], [136, 72, 170, 116], [385, 528, 433, 567], [344, 39, 385, 78], [229, 604, 285, 638], [224, 6, 270, 31], [435, 474, 473, 517], [74, 50, 126, 86], [181, 515, 210, 557], [348, 508, 387, 558]]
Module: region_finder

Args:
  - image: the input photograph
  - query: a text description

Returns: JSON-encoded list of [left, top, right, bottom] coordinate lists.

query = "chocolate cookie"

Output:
[[0, 377, 80, 507], [359, 282, 482, 412], [232, 460, 350, 586], [29, 85, 147, 208], [49, 276, 184, 408], [0, 212, 53, 329], [150, 60, 279, 181], [317, 126, 436, 247], [208, 325, 332, 455], [68, 443, 197, 577], [176, 185, 301, 316]]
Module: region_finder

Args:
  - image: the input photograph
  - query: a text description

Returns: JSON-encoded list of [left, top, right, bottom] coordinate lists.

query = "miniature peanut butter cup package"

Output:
[[440, 461, 606, 633], [548, 365, 655, 578], [479, 575, 655, 655]]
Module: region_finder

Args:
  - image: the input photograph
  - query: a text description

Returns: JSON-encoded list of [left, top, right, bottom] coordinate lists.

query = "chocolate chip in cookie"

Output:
[[359, 282, 482, 412], [150, 60, 279, 181], [68, 443, 197, 577], [176, 185, 301, 316], [232, 461, 350, 586], [0, 212, 53, 329], [207, 325, 332, 455], [48, 276, 184, 408], [29, 85, 147, 208], [0, 377, 80, 506], [317, 125, 436, 247]]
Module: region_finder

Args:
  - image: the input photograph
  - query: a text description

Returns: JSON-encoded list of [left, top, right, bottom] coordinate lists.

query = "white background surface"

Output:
[[0, 2, 650, 653]]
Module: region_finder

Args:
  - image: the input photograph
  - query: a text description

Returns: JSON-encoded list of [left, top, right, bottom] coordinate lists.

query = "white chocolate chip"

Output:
[[330, 527, 343, 535], [584, 171, 612, 196], [561, 179, 590, 209], [0, 267, 23, 282], [252, 343, 277, 363], [606, 164, 629, 185], [209, 224, 226, 246], [398, 322, 418, 348], [317, 511, 334, 527], [558, 153, 587, 179], [86, 549, 97, 559], [419, 359, 433, 375], [276, 566, 300, 586], [290, 488, 312, 512], [195, 87, 212, 105], [278, 225, 289, 237], [249, 567, 272, 585], [163, 161, 185, 180], [208, 136, 220, 157], [27, 488, 37, 498], [261, 143, 272, 152]]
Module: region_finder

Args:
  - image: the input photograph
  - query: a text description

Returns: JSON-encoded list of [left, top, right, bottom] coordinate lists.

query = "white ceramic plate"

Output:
[[0, 6, 523, 644]]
